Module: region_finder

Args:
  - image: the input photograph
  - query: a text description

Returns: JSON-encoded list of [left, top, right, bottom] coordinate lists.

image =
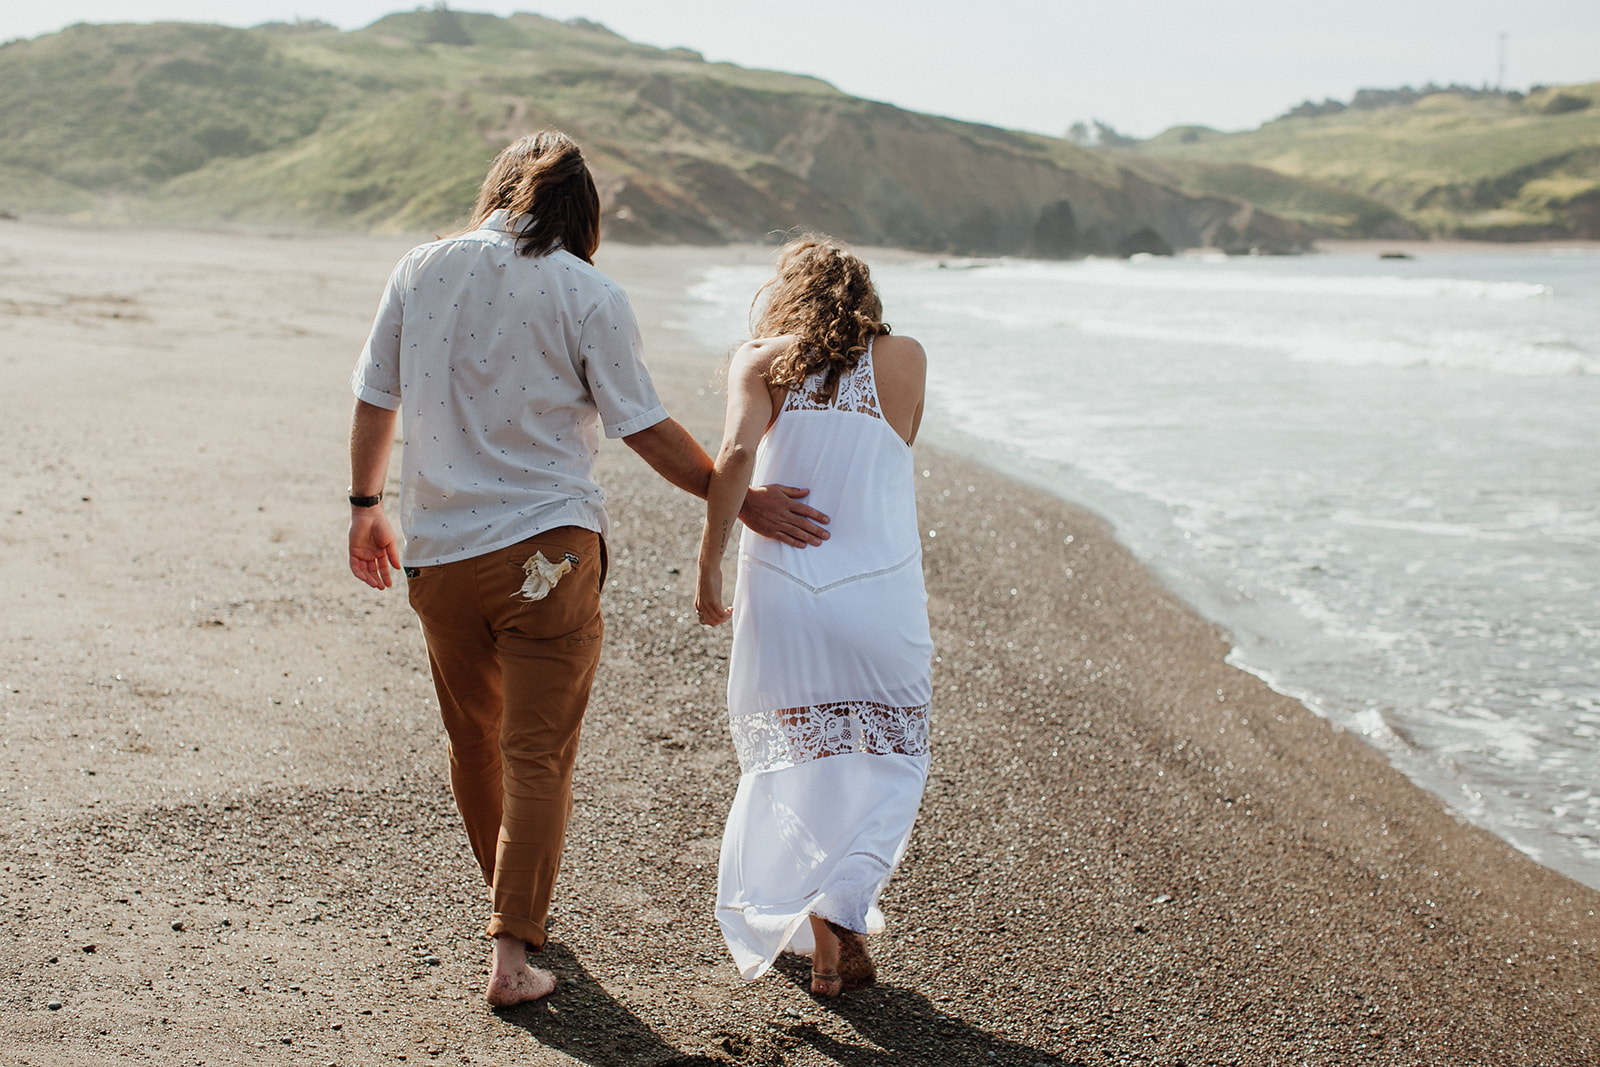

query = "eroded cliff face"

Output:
[[587, 91, 1313, 256]]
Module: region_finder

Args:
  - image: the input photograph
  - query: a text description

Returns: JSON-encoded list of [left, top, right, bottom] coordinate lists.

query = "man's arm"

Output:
[[622, 418, 829, 548], [620, 416, 714, 498], [348, 399, 401, 590]]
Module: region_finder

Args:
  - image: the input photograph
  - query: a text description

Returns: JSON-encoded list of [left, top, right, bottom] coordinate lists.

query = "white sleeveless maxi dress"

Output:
[[715, 340, 934, 981]]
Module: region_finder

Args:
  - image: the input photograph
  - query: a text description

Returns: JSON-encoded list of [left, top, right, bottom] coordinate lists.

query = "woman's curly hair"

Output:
[[754, 236, 890, 397]]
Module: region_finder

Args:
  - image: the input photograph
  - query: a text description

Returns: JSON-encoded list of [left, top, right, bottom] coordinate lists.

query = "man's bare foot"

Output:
[[486, 935, 556, 1007], [486, 964, 555, 1006]]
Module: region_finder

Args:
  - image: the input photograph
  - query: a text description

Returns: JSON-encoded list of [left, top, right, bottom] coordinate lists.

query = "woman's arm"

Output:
[[696, 343, 777, 625]]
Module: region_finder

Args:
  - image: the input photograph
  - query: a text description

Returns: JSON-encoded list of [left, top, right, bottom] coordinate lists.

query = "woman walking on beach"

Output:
[[696, 238, 933, 996]]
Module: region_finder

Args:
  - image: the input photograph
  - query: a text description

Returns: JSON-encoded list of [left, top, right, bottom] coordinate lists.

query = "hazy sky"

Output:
[[4, 2, 1597, 137]]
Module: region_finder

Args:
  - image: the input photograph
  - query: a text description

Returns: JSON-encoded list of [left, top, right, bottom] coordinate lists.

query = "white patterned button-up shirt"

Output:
[[351, 210, 667, 566]]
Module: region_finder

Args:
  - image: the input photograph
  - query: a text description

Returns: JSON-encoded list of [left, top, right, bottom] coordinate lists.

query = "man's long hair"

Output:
[[468, 130, 601, 263], [755, 236, 890, 398]]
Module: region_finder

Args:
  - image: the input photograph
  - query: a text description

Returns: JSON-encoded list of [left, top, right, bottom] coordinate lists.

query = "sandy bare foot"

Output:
[[807, 915, 843, 997], [486, 962, 556, 1007], [810, 966, 842, 997], [825, 919, 876, 988], [486, 935, 556, 1007]]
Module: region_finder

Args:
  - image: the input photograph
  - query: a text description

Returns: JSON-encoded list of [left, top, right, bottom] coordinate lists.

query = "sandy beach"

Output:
[[2, 216, 1597, 1066]]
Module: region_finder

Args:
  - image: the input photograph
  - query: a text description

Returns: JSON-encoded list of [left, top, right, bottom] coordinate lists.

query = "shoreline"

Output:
[[14, 210, 1600, 260], [1313, 236, 1600, 255], [2, 221, 1597, 1065], [915, 417, 1600, 895]]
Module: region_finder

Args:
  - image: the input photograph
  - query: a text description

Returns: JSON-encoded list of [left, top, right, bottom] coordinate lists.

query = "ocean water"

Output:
[[683, 247, 1600, 891]]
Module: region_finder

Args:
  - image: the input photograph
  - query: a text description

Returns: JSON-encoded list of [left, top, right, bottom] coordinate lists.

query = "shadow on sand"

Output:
[[770, 955, 1078, 1066], [491, 945, 1075, 1066], [491, 942, 719, 1066]]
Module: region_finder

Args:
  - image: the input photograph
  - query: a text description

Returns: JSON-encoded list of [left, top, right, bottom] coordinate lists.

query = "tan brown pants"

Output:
[[405, 527, 605, 948]]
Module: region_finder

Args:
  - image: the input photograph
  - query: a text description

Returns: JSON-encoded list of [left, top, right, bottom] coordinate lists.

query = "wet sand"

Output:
[[2, 217, 1596, 1065]]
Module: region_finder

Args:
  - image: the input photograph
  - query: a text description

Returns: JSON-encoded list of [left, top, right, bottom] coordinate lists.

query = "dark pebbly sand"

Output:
[[1, 217, 1596, 1066]]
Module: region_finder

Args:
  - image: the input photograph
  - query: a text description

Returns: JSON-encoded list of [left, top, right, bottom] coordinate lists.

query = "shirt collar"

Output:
[[481, 208, 528, 234], [481, 209, 562, 251]]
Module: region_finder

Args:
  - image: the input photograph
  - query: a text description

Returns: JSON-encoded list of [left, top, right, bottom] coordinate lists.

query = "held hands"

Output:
[[349, 507, 401, 590], [699, 483, 828, 623], [695, 558, 732, 626], [700, 483, 827, 624]]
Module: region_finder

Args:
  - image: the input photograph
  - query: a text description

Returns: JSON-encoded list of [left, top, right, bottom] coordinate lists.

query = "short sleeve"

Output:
[[350, 256, 407, 411], [576, 287, 667, 438]]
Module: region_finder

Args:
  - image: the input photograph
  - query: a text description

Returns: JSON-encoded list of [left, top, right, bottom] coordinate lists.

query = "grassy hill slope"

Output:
[[1133, 84, 1600, 240], [1105, 155, 1421, 239], [0, 10, 1311, 255]]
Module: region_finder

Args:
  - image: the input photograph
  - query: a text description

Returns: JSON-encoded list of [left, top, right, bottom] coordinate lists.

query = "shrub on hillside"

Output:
[[1542, 93, 1592, 115], [1284, 98, 1347, 119]]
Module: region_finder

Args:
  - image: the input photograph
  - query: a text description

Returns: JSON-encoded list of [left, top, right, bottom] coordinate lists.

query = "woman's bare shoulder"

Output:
[[731, 335, 796, 376], [873, 334, 926, 371]]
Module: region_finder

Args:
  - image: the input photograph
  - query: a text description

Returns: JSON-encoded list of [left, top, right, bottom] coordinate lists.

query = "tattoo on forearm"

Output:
[[718, 519, 730, 554]]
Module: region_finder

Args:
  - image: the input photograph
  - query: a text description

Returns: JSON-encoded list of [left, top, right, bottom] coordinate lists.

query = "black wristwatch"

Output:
[[349, 491, 384, 508]]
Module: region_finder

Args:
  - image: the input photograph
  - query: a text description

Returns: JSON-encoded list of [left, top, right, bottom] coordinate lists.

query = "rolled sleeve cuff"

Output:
[[352, 379, 401, 411], [605, 404, 669, 439]]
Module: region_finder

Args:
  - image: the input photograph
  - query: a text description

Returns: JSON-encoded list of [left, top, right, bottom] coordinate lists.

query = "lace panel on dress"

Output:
[[779, 341, 883, 421], [730, 699, 930, 774]]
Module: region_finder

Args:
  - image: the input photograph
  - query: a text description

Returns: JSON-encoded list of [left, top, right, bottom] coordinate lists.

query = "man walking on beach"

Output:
[[346, 130, 827, 1006]]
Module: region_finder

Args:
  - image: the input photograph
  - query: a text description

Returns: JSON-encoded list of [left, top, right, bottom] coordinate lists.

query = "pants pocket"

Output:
[[496, 531, 603, 644]]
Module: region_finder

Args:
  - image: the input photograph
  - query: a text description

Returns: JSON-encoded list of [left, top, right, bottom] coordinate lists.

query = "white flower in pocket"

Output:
[[517, 551, 576, 601]]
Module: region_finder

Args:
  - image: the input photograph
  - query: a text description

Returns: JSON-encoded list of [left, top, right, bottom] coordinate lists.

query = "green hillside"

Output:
[[0, 10, 1311, 255], [1106, 154, 1420, 239], [1133, 84, 1600, 240]]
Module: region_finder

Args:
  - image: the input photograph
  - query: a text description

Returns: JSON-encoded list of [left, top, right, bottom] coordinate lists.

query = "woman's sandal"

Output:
[[810, 967, 843, 998], [825, 919, 877, 988]]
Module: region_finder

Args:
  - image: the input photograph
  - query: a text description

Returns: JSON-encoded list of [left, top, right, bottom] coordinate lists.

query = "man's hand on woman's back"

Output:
[[740, 484, 829, 547]]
